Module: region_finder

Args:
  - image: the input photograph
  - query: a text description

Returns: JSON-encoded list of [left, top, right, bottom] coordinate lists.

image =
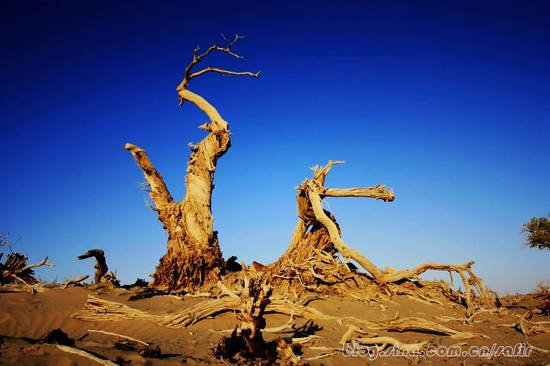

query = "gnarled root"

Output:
[[153, 246, 223, 292]]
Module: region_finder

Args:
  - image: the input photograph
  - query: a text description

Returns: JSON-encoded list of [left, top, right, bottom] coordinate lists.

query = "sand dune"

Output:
[[1, 285, 549, 365]]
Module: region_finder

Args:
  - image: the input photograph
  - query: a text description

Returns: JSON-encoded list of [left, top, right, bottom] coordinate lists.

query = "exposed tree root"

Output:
[[72, 294, 486, 341], [496, 310, 550, 354], [71, 290, 506, 364], [438, 307, 507, 325], [0, 283, 47, 293], [347, 334, 430, 353]]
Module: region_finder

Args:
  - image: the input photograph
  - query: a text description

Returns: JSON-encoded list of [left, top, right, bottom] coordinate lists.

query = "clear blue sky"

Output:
[[1, 1, 548, 293]]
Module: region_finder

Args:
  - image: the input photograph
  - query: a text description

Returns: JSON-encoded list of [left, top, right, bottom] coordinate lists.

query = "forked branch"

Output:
[[184, 34, 245, 81], [19, 257, 54, 272], [312, 160, 344, 186], [177, 34, 260, 131]]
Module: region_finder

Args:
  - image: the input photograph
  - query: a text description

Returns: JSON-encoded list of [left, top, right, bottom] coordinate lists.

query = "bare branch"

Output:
[[323, 185, 395, 202], [174, 35, 259, 133], [221, 33, 246, 49], [63, 275, 89, 288], [198, 43, 243, 61], [189, 67, 260, 80], [124, 143, 174, 210], [0, 233, 20, 253], [306, 183, 385, 284], [180, 34, 250, 91], [177, 89, 227, 131], [312, 160, 345, 186], [19, 257, 54, 272], [184, 44, 242, 79]]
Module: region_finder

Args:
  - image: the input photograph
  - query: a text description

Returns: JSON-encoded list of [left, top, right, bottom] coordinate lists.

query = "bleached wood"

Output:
[[62, 275, 89, 288], [88, 329, 149, 347], [323, 186, 394, 201], [19, 257, 55, 272], [125, 35, 258, 290], [307, 186, 385, 284], [56, 345, 118, 366]]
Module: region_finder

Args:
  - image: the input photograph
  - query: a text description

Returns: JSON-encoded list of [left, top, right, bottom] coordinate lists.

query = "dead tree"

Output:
[[272, 161, 495, 313], [0, 234, 54, 286], [1, 253, 54, 285], [273, 160, 394, 285], [125, 35, 259, 291], [214, 271, 275, 360], [78, 249, 108, 284], [77, 249, 119, 286]]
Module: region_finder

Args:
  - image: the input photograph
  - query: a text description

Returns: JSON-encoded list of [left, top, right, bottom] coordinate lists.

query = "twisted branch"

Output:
[[177, 34, 260, 130]]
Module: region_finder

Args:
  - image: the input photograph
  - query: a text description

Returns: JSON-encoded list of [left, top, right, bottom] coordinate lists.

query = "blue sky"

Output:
[[1, 1, 548, 293]]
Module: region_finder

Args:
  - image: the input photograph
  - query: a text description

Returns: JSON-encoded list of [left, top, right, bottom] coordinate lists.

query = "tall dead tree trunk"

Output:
[[125, 35, 259, 291]]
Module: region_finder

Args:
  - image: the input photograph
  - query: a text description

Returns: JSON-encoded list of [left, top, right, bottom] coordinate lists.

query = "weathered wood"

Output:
[[214, 271, 274, 359], [78, 249, 108, 284], [1, 252, 54, 285], [56, 345, 118, 366], [323, 186, 394, 201], [62, 275, 89, 289], [125, 35, 258, 291], [273, 161, 392, 284], [272, 160, 496, 313]]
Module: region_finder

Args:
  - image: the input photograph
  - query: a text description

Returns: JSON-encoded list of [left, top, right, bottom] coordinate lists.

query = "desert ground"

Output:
[[1, 281, 549, 365]]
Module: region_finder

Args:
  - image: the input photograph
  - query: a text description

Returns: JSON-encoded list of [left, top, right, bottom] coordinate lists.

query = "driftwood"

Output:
[[125, 35, 259, 291]]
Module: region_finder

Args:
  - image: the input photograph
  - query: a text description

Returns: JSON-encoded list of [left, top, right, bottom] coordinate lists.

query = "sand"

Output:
[[0, 285, 549, 365]]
